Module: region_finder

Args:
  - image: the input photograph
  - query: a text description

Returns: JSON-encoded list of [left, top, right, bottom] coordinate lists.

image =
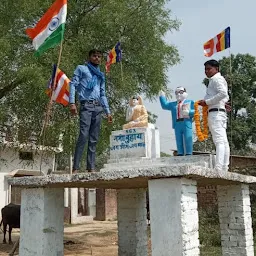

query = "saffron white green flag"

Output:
[[26, 0, 67, 56]]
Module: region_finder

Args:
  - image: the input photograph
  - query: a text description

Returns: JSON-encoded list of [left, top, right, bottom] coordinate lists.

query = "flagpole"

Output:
[[228, 49, 233, 170], [119, 36, 124, 84], [120, 60, 124, 83], [39, 40, 64, 173]]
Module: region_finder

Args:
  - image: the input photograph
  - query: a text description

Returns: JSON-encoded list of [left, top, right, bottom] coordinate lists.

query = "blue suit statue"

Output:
[[159, 87, 194, 156]]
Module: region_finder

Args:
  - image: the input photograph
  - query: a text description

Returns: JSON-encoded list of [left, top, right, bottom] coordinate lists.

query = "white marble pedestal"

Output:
[[109, 127, 160, 159]]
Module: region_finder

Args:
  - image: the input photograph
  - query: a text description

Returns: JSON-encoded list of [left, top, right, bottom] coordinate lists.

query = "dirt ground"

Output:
[[0, 221, 151, 256]]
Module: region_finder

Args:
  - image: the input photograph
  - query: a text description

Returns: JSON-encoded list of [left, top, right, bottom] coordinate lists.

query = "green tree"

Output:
[[0, 0, 180, 169], [220, 54, 256, 153]]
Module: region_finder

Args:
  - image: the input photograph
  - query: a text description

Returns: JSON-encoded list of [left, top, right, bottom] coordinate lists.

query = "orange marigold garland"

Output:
[[194, 101, 208, 142]]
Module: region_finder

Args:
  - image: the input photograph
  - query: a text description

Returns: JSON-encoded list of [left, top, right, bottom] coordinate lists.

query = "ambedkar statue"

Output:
[[159, 87, 194, 156], [123, 95, 148, 130]]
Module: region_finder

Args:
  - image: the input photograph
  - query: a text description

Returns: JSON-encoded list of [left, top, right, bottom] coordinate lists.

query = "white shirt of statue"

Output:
[[175, 88, 190, 119]]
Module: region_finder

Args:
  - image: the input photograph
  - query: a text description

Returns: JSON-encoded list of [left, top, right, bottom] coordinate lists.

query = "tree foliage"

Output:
[[0, 0, 180, 169]]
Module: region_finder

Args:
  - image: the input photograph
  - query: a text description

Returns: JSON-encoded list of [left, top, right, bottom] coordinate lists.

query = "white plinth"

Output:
[[109, 127, 160, 159], [19, 188, 64, 256], [149, 178, 200, 256], [117, 189, 148, 256]]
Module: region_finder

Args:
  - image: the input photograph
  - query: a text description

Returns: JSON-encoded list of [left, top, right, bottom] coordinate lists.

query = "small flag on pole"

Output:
[[204, 27, 230, 57], [26, 0, 67, 57], [46, 65, 70, 106], [105, 42, 122, 73]]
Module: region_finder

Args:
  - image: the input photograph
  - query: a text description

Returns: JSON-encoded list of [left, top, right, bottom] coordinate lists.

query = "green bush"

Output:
[[199, 207, 221, 247]]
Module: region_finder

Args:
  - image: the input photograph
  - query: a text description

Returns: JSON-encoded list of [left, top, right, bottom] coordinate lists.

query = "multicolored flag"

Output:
[[26, 0, 67, 57], [105, 42, 122, 73], [46, 65, 70, 106], [203, 27, 230, 57]]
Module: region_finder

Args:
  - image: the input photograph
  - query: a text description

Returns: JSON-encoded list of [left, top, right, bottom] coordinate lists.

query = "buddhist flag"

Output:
[[46, 65, 70, 106], [105, 42, 122, 73], [26, 0, 67, 57], [203, 27, 230, 57]]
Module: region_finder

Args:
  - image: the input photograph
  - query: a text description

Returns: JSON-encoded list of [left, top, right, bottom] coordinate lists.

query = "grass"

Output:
[[201, 246, 222, 256], [199, 207, 221, 249]]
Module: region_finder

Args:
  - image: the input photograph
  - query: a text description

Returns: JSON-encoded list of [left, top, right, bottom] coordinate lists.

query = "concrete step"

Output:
[[104, 155, 213, 170], [101, 162, 209, 172]]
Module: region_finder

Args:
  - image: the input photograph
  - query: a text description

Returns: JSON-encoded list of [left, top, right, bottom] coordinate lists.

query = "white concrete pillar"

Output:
[[88, 188, 96, 218], [70, 187, 78, 223], [64, 188, 69, 207], [148, 178, 200, 256], [117, 189, 148, 256], [19, 188, 64, 256], [217, 184, 254, 256]]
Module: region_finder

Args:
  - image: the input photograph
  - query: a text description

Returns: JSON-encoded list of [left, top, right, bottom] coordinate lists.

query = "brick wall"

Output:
[[217, 184, 254, 254], [95, 189, 117, 220], [197, 185, 218, 208]]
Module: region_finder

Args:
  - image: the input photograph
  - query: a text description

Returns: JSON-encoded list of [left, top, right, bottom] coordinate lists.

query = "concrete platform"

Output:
[[8, 157, 256, 256], [8, 163, 256, 189]]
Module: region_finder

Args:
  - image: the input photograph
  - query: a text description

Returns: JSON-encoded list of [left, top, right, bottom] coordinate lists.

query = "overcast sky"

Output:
[[145, 0, 256, 154]]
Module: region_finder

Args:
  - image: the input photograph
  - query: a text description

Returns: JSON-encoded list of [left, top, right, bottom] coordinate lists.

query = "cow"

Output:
[[0, 203, 20, 244]]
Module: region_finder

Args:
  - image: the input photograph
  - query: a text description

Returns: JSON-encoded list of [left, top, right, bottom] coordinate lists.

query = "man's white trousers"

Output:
[[208, 111, 230, 171]]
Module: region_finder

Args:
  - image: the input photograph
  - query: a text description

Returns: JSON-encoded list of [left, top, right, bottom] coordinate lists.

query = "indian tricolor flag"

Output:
[[26, 0, 67, 57]]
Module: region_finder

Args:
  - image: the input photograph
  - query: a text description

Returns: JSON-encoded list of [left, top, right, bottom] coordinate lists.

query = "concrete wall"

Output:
[[0, 173, 9, 214], [0, 148, 55, 174], [0, 148, 55, 214]]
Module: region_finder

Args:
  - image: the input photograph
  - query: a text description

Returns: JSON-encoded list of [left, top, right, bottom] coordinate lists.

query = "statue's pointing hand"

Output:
[[159, 90, 165, 97]]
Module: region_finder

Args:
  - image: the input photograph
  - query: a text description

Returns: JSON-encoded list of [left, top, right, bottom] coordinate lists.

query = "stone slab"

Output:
[[8, 162, 256, 189]]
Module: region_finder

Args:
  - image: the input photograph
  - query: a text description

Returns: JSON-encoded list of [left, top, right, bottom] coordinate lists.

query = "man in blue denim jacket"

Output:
[[69, 49, 112, 173], [159, 87, 194, 155]]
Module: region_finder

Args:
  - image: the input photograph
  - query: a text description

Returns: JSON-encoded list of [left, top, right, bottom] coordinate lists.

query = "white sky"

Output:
[[145, 0, 256, 154]]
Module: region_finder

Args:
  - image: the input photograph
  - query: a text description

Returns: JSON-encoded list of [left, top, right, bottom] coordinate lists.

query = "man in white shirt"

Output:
[[198, 59, 230, 172]]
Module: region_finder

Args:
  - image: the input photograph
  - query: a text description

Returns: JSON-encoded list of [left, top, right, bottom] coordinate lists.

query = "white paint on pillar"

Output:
[[64, 188, 69, 207], [88, 188, 96, 218], [70, 188, 93, 224], [217, 184, 254, 256], [148, 178, 200, 256], [70, 187, 78, 223], [19, 187, 64, 256], [117, 189, 148, 256]]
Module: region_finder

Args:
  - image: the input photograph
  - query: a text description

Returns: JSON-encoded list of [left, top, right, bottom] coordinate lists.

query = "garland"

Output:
[[194, 101, 208, 142]]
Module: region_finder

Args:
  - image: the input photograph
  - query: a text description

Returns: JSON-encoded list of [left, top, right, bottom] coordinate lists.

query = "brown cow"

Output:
[[0, 203, 20, 244]]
